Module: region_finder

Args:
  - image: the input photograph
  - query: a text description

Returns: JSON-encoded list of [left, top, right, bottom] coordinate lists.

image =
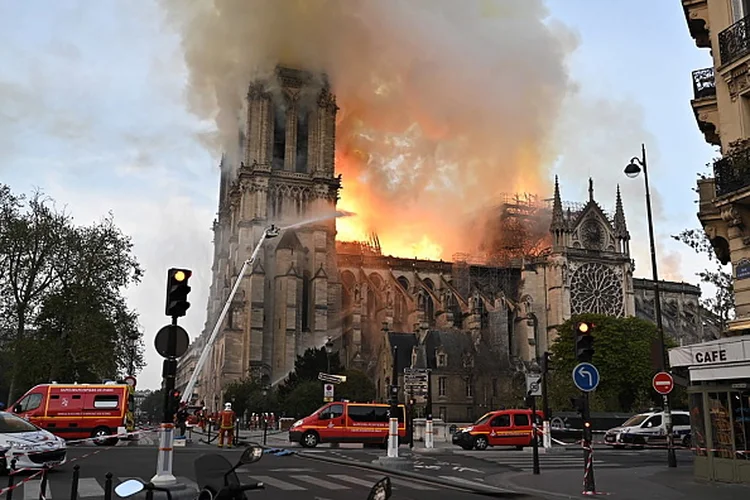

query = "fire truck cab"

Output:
[[11, 383, 134, 446], [289, 401, 406, 448]]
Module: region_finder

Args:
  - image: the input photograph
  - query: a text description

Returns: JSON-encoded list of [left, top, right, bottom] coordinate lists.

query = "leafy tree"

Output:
[[139, 390, 164, 423], [283, 381, 326, 419], [0, 185, 144, 401], [672, 228, 734, 332], [223, 378, 278, 418], [337, 370, 376, 402], [276, 347, 343, 400], [549, 314, 677, 413]]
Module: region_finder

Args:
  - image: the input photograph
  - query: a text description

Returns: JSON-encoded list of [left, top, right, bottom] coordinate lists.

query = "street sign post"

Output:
[[317, 372, 347, 385], [652, 371, 674, 395], [526, 374, 542, 397], [572, 362, 600, 392], [323, 383, 334, 402]]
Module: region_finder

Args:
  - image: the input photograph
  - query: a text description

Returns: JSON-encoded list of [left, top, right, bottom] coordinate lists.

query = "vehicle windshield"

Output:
[[473, 413, 493, 425], [0, 412, 39, 433], [621, 414, 649, 427]]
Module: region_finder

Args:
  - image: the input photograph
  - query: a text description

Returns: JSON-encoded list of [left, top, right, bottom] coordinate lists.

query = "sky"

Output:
[[0, 0, 719, 390]]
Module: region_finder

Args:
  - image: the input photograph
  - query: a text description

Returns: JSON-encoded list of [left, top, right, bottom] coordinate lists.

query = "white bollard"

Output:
[[151, 423, 177, 485], [543, 420, 552, 449], [425, 418, 434, 449], [387, 418, 399, 458]]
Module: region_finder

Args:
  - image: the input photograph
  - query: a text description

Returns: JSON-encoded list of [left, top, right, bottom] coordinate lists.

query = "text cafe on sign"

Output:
[[668, 336, 750, 484]]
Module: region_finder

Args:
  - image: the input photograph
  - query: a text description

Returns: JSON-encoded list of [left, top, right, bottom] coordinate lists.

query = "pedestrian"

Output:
[[218, 402, 236, 448], [175, 402, 188, 437]]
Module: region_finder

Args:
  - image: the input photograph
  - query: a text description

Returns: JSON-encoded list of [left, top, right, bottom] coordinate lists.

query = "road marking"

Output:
[[249, 475, 306, 491], [23, 480, 49, 500], [328, 474, 380, 487], [438, 476, 513, 491], [366, 474, 436, 490], [76, 477, 105, 498], [268, 468, 317, 472], [295, 475, 350, 490]]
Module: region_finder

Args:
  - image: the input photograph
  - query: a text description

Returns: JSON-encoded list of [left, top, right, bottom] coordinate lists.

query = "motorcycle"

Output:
[[114, 443, 392, 500]]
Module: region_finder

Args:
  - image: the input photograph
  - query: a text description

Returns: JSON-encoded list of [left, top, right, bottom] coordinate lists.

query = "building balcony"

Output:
[[691, 67, 720, 146], [719, 14, 750, 66], [682, 0, 711, 49], [714, 142, 750, 198]]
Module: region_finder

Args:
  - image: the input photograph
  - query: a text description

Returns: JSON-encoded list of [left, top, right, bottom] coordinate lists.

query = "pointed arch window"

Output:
[[302, 271, 312, 332], [272, 100, 287, 170], [296, 105, 310, 173]]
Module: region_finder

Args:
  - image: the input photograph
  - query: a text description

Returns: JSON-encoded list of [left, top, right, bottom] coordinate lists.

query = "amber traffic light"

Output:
[[165, 268, 192, 317], [575, 321, 595, 363]]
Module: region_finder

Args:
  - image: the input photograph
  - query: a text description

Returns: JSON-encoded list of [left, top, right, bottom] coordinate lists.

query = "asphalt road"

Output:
[[7, 443, 526, 500]]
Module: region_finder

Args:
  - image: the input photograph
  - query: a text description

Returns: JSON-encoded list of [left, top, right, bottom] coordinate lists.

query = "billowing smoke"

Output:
[[159, 0, 578, 259]]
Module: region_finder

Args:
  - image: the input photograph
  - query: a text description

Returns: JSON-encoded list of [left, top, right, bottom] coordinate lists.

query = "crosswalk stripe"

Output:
[[365, 474, 437, 490], [249, 475, 306, 491], [24, 480, 49, 500], [328, 474, 380, 487], [76, 477, 105, 498], [295, 475, 350, 490]]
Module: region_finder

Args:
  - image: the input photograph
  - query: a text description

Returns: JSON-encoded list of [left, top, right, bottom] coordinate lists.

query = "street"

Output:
[[7, 438, 525, 500]]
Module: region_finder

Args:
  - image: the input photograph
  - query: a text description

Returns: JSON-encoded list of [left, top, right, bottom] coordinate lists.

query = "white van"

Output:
[[604, 410, 691, 448]]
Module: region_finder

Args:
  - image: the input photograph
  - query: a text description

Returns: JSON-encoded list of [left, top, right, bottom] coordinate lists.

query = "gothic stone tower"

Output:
[[203, 66, 342, 403], [518, 177, 635, 360]]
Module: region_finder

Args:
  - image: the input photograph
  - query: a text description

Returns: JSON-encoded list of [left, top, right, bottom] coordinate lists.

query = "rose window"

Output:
[[570, 263, 624, 316]]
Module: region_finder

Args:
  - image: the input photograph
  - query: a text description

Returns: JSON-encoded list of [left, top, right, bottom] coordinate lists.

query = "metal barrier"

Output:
[[1, 462, 118, 500]]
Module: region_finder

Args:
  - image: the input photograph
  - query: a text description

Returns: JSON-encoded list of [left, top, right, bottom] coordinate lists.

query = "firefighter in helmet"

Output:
[[218, 402, 236, 448]]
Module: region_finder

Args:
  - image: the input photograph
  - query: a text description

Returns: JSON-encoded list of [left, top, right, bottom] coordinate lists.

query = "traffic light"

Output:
[[170, 390, 182, 413], [541, 351, 551, 374], [165, 268, 192, 317], [575, 321, 595, 362]]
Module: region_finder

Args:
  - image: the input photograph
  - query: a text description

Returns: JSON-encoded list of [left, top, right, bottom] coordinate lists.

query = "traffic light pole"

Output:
[[388, 345, 399, 459], [582, 392, 596, 494], [530, 391, 540, 475], [152, 317, 178, 486]]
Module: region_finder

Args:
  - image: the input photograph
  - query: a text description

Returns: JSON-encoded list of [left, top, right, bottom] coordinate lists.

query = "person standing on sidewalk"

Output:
[[218, 402, 236, 448]]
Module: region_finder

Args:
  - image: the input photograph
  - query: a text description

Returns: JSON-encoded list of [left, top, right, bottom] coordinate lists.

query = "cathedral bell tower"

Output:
[[205, 66, 342, 394], [541, 177, 635, 347]]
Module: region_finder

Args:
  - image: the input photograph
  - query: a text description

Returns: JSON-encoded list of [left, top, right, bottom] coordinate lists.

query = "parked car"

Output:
[[0, 411, 67, 471], [604, 410, 691, 448]]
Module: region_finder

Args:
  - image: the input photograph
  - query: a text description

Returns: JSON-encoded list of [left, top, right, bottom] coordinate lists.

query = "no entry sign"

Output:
[[652, 371, 674, 395]]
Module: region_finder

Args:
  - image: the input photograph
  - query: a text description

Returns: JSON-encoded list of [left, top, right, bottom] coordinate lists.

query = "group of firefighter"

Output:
[[175, 402, 278, 448]]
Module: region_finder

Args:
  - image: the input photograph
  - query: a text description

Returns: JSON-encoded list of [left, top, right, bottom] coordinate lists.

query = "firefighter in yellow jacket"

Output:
[[218, 402, 236, 448]]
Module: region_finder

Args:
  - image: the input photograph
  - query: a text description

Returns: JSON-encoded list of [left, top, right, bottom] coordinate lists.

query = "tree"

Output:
[[337, 370, 376, 402], [0, 185, 144, 401], [672, 228, 734, 332], [549, 314, 676, 413], [223, 378, 278, 418], [282, 381, 326, 419], [276, 347, 343, 400], [139, 390, 164, 423]]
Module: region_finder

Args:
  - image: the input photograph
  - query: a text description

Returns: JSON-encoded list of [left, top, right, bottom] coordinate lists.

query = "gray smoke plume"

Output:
[[159, 0, 578, 258]]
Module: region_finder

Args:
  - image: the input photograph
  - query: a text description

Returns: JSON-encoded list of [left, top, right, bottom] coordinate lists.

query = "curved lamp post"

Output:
[[625, 144, 677, 468]]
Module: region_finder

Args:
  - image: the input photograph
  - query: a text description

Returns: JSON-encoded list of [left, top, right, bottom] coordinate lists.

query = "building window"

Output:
[[295, 108, 309, 173], [465, 378, 473, 398], [439, 407, 447, 421], [438, 377, 446, 397], [438, 354, 446, 367], [301, 272, 311, 332], [272, 102, 286, 170]]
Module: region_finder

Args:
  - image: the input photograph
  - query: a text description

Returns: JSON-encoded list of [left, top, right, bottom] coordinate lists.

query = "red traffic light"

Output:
[[172, 390, 180, 398]]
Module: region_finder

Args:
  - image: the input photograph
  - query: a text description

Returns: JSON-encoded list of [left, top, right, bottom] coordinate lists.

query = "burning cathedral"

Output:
[[177, 67, 720, 418]]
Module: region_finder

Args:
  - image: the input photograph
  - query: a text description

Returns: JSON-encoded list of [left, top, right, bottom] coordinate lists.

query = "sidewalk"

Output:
[[487, 465, 750, 500]]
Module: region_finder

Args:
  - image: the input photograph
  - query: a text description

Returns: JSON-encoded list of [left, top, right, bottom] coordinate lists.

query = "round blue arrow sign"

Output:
[[572, 362, 600, 392]]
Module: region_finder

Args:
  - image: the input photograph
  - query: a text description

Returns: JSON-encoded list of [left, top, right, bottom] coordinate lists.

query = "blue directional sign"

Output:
[[572, 362, 600, 392]]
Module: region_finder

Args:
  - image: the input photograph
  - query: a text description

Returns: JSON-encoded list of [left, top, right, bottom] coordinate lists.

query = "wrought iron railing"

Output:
[[691, 67, 716, 99], [719, 14, 750, 65], [714, 146, 750, 196]]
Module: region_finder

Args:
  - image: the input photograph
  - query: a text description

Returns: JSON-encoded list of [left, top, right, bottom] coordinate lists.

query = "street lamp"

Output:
[[261, 384, 270, 445], [127, 333, 139, 376], [625, 143, 677, 468], [325, 336, 334, 374]]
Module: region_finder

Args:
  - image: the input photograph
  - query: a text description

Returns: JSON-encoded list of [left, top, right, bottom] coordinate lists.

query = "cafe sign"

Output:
[[669, 338, 750, 367]]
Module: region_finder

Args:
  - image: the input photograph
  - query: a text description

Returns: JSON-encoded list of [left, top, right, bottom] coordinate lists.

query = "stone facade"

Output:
[[179, 66, 719, 412]]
